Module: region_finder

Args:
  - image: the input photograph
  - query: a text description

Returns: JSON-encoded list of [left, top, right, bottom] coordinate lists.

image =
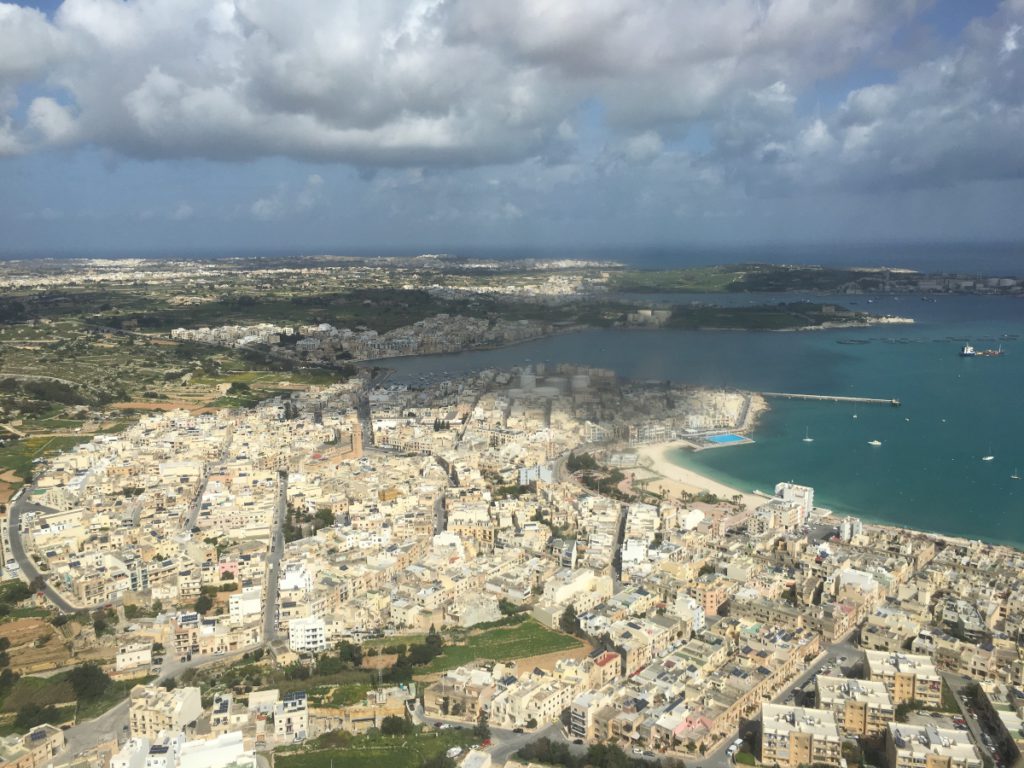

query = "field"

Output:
[[420, 619, 583, 674], [0, 670, 152, 722], [277, 729, 475, 768]]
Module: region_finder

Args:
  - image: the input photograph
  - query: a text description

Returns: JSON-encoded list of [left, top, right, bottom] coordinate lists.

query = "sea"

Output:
[[376, 293, 1024, 548]]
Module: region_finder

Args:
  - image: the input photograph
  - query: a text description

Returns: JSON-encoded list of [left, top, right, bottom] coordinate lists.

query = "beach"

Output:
[[634, 443, 765, 511]]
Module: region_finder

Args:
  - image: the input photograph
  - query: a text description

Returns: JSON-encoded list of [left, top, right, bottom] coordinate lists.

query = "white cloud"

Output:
[[1, 0, 1023, 210], [0, 0, 923, 166]]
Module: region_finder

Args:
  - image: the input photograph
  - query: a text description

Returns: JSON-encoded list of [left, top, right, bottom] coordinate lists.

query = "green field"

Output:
[[0, 435, 93, 484], [420, 619, 583, 674], [277, 730, 475, 768], [0, 671, 152, 722]]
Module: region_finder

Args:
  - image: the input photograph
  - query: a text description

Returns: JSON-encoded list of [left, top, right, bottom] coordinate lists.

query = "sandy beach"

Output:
[[634, 443, 765, 511]]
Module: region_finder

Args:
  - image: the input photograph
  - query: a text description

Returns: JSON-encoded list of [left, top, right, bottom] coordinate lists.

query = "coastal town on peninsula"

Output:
[[0, 257, 1023, 768]]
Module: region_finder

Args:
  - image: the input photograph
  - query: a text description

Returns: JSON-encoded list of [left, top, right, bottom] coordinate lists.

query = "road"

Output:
[[7, 494, 80, 613], [55, 649, 247, 764], [262, 471, 287, 648], [940, 671, 1003, 766]]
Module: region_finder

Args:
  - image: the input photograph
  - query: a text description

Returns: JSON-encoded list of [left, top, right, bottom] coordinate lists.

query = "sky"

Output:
[[1, 0, 1024, 256]]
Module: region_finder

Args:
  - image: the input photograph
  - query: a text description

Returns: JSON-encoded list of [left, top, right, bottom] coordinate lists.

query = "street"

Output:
[[262, 472, 288, 648], [7, 494, 80, 613]]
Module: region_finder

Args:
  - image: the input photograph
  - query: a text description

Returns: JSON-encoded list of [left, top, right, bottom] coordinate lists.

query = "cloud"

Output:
[[0, 0, 921, 167], [707, 1, 1024, 193], [1, 0, 1024, 215]]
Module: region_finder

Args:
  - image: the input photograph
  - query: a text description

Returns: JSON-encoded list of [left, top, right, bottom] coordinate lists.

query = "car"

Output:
[[435, 722, 443, 728], [513, 727, 524, 734], [839, 656, 847, 662], [726, 747, 738, 758], [633, 747, 644, 755], [152, 665, 162, 673], [733, 739, 745, 747], [573, 739, 584, 745], [643, 751, 655, 758]]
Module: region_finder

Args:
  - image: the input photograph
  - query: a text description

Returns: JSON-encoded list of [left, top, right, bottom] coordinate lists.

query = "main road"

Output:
[[6, 493, 80, 613], [262, 471, 288, 647]]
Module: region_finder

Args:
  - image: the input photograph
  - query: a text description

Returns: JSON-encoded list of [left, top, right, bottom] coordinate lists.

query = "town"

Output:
[[0, 364, 1020, 768]]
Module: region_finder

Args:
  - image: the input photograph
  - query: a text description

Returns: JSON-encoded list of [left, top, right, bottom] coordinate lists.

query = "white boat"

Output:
[[982, 455, 995, 462], [1011, 468, 1020, 480], [868, 440, 882, 447], [802, 427, 814, 443]]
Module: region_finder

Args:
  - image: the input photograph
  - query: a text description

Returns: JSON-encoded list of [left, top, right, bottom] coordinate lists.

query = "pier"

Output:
[[762, 392, 901, 407]]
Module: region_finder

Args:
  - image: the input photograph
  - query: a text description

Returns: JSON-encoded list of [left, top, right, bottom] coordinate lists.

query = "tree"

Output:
[[473, 710, 491, 742], [67, 663, 111, 702], [559, 605, 581, 636], [161, 677, 177, 691], [526, 717, 538, 729], [894, 700, 921, 722], [194, 594, 213, 614], [15, 703, 59, 730], [380, 714, 413, 736]]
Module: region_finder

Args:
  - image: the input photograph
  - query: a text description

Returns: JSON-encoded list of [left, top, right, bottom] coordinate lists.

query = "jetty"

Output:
[[762, 392, 901, 407]]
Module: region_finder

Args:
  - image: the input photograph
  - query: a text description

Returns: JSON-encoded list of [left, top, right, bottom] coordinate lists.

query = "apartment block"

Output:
[[865, 651, 942, 707], [886, 723, 982, 768], [129, 685, 203, 740], [815, 676, 894, 736], [760, 704, 843, 768]]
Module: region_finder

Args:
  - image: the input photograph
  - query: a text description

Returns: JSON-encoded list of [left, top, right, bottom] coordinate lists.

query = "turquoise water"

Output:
[[378, 295, 1024, 547]]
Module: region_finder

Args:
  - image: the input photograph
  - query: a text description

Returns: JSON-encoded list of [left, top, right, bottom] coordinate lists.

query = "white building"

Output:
[[288, 617, 328, 654], [117, 642, 154, 673], [180, 731, 257, 768]]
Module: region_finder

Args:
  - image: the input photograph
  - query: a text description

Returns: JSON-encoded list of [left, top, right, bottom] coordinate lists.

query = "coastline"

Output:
[[634, 442, 766, 512]]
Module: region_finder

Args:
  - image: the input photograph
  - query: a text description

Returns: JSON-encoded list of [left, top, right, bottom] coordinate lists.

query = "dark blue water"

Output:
[[379, 294, 1024, 547]]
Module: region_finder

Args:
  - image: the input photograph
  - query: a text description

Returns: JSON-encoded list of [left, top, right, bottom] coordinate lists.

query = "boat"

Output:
[[982, 455, 995, 462], [960, 344, 976, 357], [868, 440, 882, 446], [802, 428, 814, 443], [1012, 468, 1020, 480]]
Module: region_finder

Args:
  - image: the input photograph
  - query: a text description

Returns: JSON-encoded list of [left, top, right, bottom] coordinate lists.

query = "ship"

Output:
[[868, 440, 882, 447], [976, 345, 1004, 357], [961, 343, 1004, 357]]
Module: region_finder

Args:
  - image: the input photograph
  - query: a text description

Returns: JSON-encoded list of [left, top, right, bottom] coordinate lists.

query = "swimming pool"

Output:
[[707, 433, 745, 444]]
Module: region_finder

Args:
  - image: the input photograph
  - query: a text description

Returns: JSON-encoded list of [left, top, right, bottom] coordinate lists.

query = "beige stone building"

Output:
[[760, 704, 843, 768]]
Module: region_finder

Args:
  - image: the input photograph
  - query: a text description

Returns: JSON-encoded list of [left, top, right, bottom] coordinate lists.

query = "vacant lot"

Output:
[[420, 619, 583, 674]]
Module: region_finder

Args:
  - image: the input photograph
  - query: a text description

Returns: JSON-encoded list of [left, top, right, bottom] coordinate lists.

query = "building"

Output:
[[0, 725, 65, 768], [865, 651, 942, 707], [815, 676, 894, 736], [179, 731, 257, 768], [288, 617, 328, 654], [116, 642, 154, 673], [760, 704, 843, 768], [129, 685, 203, 740], [273, 691, 308, 742], [886, 723, 982, 768]]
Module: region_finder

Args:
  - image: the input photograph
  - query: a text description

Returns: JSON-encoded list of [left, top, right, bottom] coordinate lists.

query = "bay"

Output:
[[377, 294, 1024, 547]]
